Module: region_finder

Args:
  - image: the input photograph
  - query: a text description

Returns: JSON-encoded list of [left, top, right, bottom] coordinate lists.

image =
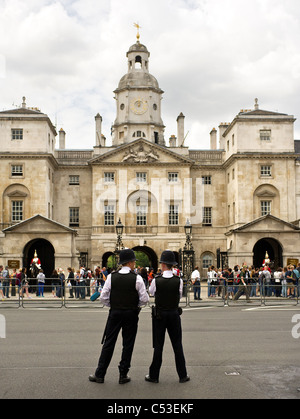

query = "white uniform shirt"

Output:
[[149, 270, 183, 298], [100, 266, 149, 307]]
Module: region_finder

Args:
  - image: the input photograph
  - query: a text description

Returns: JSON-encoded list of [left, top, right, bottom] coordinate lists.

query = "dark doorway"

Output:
[[132, 246, 158, 272], [23, 239, 55, 281], [253, 238, 283, 269], [102, 251, 115, 271]]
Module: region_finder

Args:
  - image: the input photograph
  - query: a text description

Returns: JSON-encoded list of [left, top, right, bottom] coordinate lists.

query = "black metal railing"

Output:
[[0, 277, 298, 308]]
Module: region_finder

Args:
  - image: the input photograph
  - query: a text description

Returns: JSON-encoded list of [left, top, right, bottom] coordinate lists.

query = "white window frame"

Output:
[[261, 201, 271, 216], [104, 172, 115, 183], [11, 200, 23, 222], [11, 129, 23, 140], [104, 205, 115, 226], [136, 172, 147, 183], [202, 175, 211, 185], [168, 204, 179, 225], [69, 207, 79, 227], [260, 130, 271, 141], [202, 207, 212, 226], [11, 164, 23, 177], [136, 204, 147, 226], [260, 165, 272, 177], [168, 172, 178, 183], [202, 254, 213, 269], [69, 175, 80, 185]]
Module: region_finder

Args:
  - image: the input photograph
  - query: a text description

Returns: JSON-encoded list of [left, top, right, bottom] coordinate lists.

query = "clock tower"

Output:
[[112, 36, 165, 146]]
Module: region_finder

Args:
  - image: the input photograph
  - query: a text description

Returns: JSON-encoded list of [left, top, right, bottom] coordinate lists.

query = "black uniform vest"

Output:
[[155, 274, 180, 310], [110, 271, 139, 310]]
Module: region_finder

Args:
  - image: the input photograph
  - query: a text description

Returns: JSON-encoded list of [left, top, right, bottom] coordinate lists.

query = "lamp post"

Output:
[[182, 219, 194, 282], [114, 218, 124, 268]]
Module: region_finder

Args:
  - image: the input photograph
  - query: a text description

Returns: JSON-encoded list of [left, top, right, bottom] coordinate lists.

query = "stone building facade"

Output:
[[0, 38, 300, 278]]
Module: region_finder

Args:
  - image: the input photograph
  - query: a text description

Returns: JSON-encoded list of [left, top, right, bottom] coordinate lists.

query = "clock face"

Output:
[[130, 98, 148, 115]]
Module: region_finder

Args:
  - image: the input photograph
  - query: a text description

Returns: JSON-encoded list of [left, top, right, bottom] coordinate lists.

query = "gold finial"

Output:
[[133, 22, 141, 42]]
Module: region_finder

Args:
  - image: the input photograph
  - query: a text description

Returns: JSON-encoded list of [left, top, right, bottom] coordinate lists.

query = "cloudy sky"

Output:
[[0, 0, 300, 150]]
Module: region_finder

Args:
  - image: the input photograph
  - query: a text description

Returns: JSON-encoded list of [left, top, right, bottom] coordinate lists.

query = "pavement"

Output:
[[0, 296, 300, 402]]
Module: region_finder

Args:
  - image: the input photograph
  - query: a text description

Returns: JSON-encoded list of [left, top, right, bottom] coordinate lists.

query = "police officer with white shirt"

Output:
[[145, 250, 190, 384], [89, 249, 149, 384]]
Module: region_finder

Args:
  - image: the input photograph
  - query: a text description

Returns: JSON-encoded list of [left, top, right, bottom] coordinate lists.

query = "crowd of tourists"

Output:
[[205, 263, 300, 300], [1, 261, 299, 301]]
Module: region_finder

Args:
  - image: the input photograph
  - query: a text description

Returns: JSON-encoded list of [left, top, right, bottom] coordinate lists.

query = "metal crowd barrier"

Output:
[[0, 278, 298, 308]]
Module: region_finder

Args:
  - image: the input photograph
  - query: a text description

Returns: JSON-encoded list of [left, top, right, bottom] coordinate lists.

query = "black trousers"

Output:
[[95, 309, 139, 378], [149, 309, 187, 380]]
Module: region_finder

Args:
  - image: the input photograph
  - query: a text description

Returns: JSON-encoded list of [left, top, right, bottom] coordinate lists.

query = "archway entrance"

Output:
[[132, 246, 158, 272], [253, 238, 283, 269], [23, 239, 55, 281], [102, 251, 115, 271]]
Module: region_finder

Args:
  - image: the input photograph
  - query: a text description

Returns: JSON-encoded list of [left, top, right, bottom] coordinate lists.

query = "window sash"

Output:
[[136, 172, 147, 182], [104, 172, 115, 182], [202, 207, 212, 226], [11, 165, 23, 176], [12, 201, 23, 222], [136, 205, 147, 226], [203, 255, 213, 269], [202, 176, 211, 185], [260, 130, 271, 141], [104, 205, 115, 225], [168, 204, 179, 225], [69, 175, 79, 185], [261, 201, 271, 216], [168, 172, 178, 183], [69, 207, 79, 226], [11, 129, 23, 140], [260, 166, 271, 176]]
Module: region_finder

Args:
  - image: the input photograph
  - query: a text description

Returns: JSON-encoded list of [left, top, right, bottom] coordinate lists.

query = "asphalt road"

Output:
[[0, 303, 299, 401]]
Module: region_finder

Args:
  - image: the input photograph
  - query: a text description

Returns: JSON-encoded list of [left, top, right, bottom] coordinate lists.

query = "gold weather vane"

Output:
[[133, 22, 141, 42]]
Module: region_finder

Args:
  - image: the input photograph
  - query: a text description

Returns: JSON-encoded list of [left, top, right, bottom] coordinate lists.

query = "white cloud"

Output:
[[0, 0, 299, 150]]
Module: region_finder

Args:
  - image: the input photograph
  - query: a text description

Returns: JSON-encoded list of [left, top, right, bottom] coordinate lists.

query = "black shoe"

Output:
[[119, 374, 131, 384], [145, 375, 159, 383], [179, 375, 190, 383], [89, 374, 104, 383]]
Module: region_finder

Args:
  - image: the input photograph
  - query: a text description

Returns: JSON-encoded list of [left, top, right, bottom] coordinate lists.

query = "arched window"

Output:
[[3, 184, 30, 225], [132, 131, 146, 138], [253, 184, 279, 219], [135, 55, 142, 69], [202, 253, 214, 269]]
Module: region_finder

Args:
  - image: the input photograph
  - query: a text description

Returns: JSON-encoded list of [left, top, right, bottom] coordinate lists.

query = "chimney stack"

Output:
[[169, 135, 177, 147], [210, 128, 217, 150], [95, 113, 103, 146], [59, 128, 66, 149], [177, 112, 185, 146], [218, 123, 229, 149]]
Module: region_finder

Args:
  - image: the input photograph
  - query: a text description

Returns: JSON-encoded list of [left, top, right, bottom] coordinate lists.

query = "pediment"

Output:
[[3, 214, 77, 235], [7, 190, 28, 197], [256, 189, 276, 198], [90, 139, 193, 165], [228, 215, 300, 234]]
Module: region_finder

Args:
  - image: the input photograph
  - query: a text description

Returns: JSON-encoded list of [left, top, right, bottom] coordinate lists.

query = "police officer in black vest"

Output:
[[145, 250, 190, 383], [89, 249, 149, 384]]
